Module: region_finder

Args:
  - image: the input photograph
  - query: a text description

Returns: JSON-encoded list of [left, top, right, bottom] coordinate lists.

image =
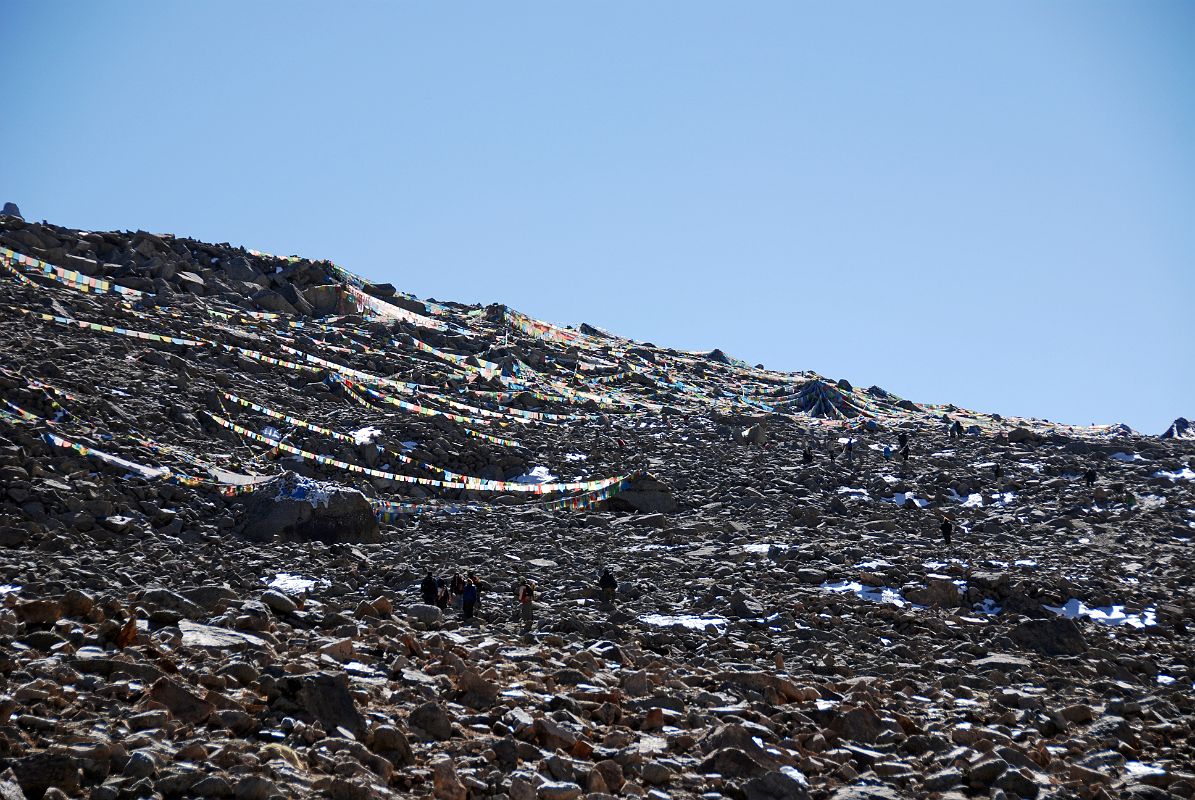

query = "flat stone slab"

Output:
[[971, 654, 1034, 671], [178, 620, 269, 650]]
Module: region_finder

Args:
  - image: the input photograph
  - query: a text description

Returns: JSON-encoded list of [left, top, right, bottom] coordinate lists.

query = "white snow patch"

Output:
[[822, 580, 910, 608], [513, 465, 558, 484], [976, 598, 1002, 615], [1154, 467, 1195, 481], [1110, 451, 1144, 462], [275, 476, 343, 508], [1125, 761, 1167, 778], [564, 452, 588, 461], [351, 426, 382, 445], [885, 492, 930, 508], [991, 492, 1017, 507], [780, 767, 809, 788], [1153, 467, 1195, 481], [640, 614, 728, 631], [1044, 598, 1157, 628], [266, 573, 330, 595], [743, 543, 789, 554]]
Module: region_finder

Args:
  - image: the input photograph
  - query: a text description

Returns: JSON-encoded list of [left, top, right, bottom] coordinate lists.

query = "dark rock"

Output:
[[743, 770, 810, 800], [240, 473, 379, 544], [1009, 617, 1087, 656], [295, 672, 366, 737], [409, 701, 453, 740], [1161, 417, 1192, 439], [149, 677, 214, 724], [604, 473, 677, 514]]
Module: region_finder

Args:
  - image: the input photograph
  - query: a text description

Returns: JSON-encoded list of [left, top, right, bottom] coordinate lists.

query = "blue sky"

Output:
[[4, 2, 1192, 433]]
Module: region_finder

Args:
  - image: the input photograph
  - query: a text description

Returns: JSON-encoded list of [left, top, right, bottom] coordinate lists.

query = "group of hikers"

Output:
[[802, 429, 915, 467], [419, 571, 483, 619], [419, 568, 620, 628]]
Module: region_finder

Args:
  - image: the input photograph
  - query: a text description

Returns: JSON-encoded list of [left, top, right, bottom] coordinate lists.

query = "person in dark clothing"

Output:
[[898, 431, 908, 450], [462, 577, 479, 620], [599, 569, 617, 605], [517, 579, 535, 629], [420, 572, 438, 605], [803, 446, 814, 464], [844, 438, 854, 464], [450, 572, 466, 605], [900, 445, 910, 465], [435, 579, 450, 610], [993, 462, 1002, 481], [950, 420, 964, 438], [1085, 467, 1097, 488], [940, 518, 953, 545]]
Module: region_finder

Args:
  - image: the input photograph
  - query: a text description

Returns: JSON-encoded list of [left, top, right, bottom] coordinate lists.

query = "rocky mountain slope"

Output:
[[0, 206, 1192, 800]]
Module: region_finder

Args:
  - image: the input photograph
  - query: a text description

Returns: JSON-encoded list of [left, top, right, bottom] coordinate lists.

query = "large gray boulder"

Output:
[[1009, 616, 1087, 656], [239, 473, 379, 544], [303, 284, 356, 315], [605, 473, 677, 514]]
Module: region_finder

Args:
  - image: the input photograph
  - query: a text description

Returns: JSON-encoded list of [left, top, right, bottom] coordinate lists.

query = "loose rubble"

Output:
[[0, 209, 1192, 799]]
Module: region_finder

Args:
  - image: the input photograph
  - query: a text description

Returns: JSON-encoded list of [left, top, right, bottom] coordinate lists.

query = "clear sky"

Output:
[[4, 2, 1192, 433]]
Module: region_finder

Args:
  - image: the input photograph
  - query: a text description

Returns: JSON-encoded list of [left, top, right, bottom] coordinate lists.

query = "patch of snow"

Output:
[[1153, 467, 1195, 481], [1125, 761, 1167, 778], [513, 465, 558, 484], [564, 452, 588, 461], [1157, 674, 1176, 685], [885, 492, 930, 508], [262, 426, 281, 440], [976, 598, 1002, 615], [275, 476, 345, 508], [743, 543, 789, 554], [780, 766, 809, 788], [0, 584, 21, 595], [822, 580, 910, 608], [1110, 451, 1144, 462], [640, 614, 728, 631], [1044, 598, 1156, 628], [837, 487, 870, 499], [351, 426, 382, 445], [266, 572, 330, 595], [991, 492, 1017, 507]]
